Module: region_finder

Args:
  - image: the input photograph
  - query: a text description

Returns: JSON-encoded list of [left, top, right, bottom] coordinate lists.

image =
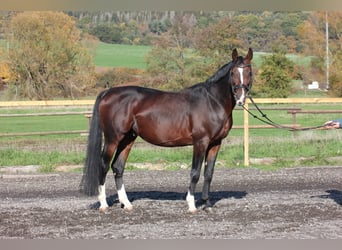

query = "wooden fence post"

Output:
[[244, 102, 249, 166]]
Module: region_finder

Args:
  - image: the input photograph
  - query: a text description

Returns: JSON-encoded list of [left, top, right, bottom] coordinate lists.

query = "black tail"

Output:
[[79, 92, 104, 196]]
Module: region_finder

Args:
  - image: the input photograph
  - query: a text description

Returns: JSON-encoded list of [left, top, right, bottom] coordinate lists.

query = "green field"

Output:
[[94, 42, 151, 69], [93, 42, 311, 69], [1, 39, 312, 69]]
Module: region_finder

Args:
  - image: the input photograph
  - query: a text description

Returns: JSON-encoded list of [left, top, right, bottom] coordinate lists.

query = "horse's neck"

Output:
[[208, 76, 234, 106]]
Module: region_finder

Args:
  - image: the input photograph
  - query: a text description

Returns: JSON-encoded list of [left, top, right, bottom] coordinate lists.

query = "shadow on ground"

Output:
[[311, 189, 342, 206], [90, 190, 247, 209]]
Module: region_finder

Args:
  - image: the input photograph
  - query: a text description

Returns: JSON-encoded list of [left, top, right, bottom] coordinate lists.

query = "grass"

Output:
[[0, 130, 340, 172], [0, 148, 85, 173], [0, 101, 341, 172], [0, 117, 341, 172], [92, 43, 312, 70], [0, 83, 341, 170], [0, 114, 88, 133], [94, 42, 151, 69]]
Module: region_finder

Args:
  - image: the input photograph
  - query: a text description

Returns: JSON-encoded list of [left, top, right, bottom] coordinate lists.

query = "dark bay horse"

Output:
[[80, 48, 253, 213]]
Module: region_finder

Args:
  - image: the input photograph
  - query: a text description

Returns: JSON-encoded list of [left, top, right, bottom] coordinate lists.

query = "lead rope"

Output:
[[241, 95, 327, 131]]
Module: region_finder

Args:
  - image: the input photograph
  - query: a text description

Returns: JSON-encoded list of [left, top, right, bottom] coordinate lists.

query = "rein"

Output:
[[241, 96, 327, 131]]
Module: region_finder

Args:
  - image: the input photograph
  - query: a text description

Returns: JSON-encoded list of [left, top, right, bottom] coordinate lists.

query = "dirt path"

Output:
[[0, 166, 341, 239]]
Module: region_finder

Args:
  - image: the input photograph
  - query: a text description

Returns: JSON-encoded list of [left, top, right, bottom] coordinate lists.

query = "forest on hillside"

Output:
[[0, 11, 341, 99], [1, 10, 340, 55], [65, 11, 310, 53]]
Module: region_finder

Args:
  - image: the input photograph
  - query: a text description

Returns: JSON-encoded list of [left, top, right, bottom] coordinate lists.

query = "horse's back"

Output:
[[97, 86, 191, 145], [97, 84, 230, 147]]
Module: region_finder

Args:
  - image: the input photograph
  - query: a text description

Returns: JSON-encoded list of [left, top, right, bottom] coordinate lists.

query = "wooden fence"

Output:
[[243, 98, 342, 166], [0, 100, 94, 107], [0, 100, 94, 137], [1, 98, 341, 166]]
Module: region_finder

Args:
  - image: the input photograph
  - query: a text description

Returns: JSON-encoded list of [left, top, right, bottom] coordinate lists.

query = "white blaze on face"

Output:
[[238, 67, 244, 84], [236, 67, 246, 105]]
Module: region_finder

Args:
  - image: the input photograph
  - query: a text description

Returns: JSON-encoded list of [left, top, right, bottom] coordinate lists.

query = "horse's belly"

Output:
[[140, 133, 193, 147], [134, 115, 193, 147]]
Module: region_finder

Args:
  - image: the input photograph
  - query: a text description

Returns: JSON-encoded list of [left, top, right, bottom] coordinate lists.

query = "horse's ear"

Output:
[[232, 48, 238, 62], [245, 48, 253, 62]]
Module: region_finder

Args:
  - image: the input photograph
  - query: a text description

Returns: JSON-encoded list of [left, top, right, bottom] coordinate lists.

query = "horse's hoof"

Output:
[[188, 208, 198, 214], [124, 205, 133, 212], [203, 206, 214, 214], [99, 207, 109, 213]]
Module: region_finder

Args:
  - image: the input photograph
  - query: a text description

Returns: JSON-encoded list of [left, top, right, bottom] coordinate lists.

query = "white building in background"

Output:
[[308, 81, 319, 90]]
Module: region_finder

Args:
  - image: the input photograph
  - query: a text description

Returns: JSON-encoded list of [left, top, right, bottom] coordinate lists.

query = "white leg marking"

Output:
[[98, 185, 109, 212], [118, 184, 133, 211], [186, 191, 197, 213]]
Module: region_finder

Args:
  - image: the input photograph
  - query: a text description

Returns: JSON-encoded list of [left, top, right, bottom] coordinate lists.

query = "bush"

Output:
[[254, 51, 295, 98], [328, 73, 342, 97], [90, 24, 123, 44], [95, 67, 144, 89], [328, 50, 342, 97]]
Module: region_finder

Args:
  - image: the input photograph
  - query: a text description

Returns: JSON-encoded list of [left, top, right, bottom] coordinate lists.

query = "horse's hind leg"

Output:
[[112, 131, 137, 211], [98, 140, 117, 212]]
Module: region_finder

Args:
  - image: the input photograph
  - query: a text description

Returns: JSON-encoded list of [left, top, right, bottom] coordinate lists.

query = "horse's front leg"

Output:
[[186, 140, 207, 213], [201, 142, 221, 212]]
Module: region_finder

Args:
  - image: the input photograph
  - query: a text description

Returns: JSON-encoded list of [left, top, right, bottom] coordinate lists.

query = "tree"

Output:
[[148, 20, 168, 34], [194, 16, 245, 72], [254, 51, 295, 98], [145, 14, 198, 89], [0, 46, 11, 82], [329, 49, 342, 97], [326, 11, 342, 97], [7, 11, 95, 100], [89, 23, 122, 44], [298, 11, 342, 96]]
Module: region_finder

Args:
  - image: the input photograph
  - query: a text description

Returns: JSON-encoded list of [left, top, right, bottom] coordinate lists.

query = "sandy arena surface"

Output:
[[0, 166, 341, 239]]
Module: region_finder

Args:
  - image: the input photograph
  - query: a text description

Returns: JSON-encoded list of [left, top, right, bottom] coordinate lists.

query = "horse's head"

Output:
[[230, 48, 253, 106]]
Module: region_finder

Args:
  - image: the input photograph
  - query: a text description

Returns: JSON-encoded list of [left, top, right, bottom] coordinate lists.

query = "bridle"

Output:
[[230, 63, 253, 103], [229, 63, 325, 131]]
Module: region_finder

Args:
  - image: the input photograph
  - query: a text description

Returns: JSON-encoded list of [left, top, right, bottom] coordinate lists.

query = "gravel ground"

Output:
[[0, 166, 341, 239]]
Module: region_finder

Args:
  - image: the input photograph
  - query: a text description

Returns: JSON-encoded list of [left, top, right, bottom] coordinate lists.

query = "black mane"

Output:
[[206, 56, 244, 84]]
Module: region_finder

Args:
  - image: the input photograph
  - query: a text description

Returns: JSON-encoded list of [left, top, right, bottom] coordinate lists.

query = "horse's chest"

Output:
[[213, 117, 231, 139], [200, 110, 231, 140], [221, 118, 232, 136]]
